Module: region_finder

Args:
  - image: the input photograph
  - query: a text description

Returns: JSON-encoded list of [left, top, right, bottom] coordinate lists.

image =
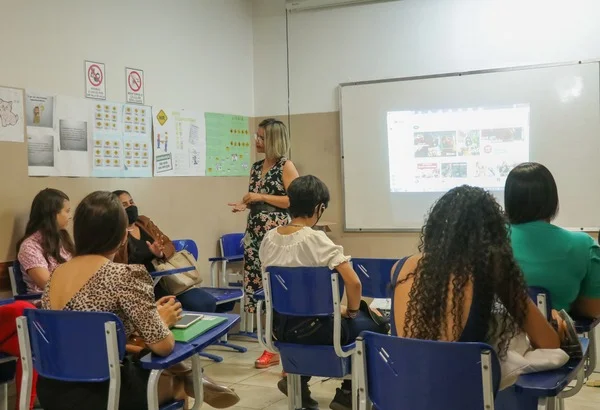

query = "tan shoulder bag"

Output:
[[152, 250, 203, 295]]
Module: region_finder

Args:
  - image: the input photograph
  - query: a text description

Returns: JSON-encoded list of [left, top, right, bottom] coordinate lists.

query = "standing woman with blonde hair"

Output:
[[229, 118, 299, 368]]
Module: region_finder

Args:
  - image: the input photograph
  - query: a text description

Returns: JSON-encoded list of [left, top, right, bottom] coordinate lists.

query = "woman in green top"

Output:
[[505, 162, 600, 317]]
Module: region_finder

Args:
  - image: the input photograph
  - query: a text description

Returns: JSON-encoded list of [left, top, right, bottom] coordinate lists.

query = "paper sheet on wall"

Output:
[[205, 113, 251, 177], [91, 102, 152, 177], [26, 91, 58, 176], [152, 107, 206, 176], [0, 86, 25, 142], [54, 95, 92, 176]]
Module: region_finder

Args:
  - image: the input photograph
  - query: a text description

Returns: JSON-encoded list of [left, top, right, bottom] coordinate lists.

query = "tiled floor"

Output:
[[197, 337, 343, 410], [197, 337, 600, 410]]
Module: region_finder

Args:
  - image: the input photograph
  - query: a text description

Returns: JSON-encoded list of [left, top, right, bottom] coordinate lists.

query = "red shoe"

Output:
[[255, 350, 280, 369]]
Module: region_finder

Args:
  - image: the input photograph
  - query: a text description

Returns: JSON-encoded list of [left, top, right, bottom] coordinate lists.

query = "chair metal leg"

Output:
[[190, 354, 203, 410], [198, 352, 224, 363], [213, 340, 248, 353], [558, 365, 584, 398], [538, 397, 557, 410], [239, 296, 247, 332], [16, 318, 32, 410], [0, 383, 7, 410], [586, 330, 597, 377], [287, 374, 302, 410], [351, 353, 359, 410], [147, 369, 164, 410]]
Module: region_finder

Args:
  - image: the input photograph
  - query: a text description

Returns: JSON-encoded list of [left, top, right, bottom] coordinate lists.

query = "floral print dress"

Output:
[[243, 157, 290, 312]]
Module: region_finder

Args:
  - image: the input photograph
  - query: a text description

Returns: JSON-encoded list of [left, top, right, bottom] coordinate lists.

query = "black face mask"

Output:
[[312, 204, 325, 228], [125, 206, 139, 225]]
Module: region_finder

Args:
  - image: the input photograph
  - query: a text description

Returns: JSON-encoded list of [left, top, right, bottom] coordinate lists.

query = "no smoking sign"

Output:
[[85, 60, 106, 100], [126, 67, 144, 104]]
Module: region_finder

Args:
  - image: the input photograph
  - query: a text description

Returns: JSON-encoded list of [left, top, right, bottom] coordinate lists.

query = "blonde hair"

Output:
[[260, 119, 290, 160]]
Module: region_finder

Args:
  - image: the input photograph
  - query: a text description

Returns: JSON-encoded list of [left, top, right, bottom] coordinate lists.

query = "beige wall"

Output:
[[288, 112, 421, 258], [1, 141, 253, 282]]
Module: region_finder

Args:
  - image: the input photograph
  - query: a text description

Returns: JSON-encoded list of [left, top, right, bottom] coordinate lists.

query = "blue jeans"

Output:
[[155, 285, 217, 313]]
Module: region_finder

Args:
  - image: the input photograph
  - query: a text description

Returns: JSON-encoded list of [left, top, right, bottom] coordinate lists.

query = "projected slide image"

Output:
[[414, 131, 457, 157], [457, 130, 480, 156], [388, 105, 530, 193]]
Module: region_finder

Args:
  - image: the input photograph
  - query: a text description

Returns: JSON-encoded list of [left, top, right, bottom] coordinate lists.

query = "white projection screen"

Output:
[[340, 62, 600, 231]]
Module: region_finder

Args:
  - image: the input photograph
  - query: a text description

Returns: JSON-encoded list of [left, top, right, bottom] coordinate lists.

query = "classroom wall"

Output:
[[252, 0, 600, 257], [0, 0, 255, 285]]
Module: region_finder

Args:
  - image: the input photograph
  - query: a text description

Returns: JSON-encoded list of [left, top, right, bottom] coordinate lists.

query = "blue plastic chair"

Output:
[[356, 331, 500, 410], [172, 239, 247, 362], [208, 233, 255, 335], [351, 258, 398, 299], [0, 297, 18, 410], [8, 262, 42, 302], [507, 286, 588, 409], [16, 309, 196, 410], [208, 233, 244, 287], [528, 285, 598, 378], [260, 266, 358, 410]]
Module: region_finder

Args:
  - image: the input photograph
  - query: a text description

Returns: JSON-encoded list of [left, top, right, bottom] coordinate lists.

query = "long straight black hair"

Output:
[[17, 188, 75, 263]]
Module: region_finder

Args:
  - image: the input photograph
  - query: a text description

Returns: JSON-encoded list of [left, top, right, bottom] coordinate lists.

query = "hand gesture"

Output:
[[228, 202, 247, 213], [157, 297, 183, 328], [147, 239, 164, 258], [242, 192, 263, 205], [551, 310, 568, 343]]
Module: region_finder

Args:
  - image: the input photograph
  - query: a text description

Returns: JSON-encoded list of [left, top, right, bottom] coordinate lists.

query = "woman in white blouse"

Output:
[[259, 175, 385, 410]]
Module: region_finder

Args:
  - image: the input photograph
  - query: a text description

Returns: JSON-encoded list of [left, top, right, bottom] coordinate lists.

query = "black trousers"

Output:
[[275, 310, 386, 390]]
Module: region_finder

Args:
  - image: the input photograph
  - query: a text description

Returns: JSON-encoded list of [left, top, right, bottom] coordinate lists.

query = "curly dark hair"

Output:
[[399, 185, 529, 357]]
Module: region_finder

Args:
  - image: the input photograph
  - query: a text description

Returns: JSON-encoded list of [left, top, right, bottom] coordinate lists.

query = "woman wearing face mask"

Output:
[[228, 118, 299, 368], [112, 190, 219, 313], [37, 191, 239, 409], [259, 176, 384, 410]]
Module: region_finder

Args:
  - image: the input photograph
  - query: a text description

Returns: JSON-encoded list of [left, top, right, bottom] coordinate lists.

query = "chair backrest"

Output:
[[528, 286, 552, 320], [20, 309, 126, 382], [351, 258, 398, 299], [172, 239, 199, 260], [265, 266, 344, 316], [220, 233, 244, 259], [10, 261, 28, 296], [360, 331, 500, 410]]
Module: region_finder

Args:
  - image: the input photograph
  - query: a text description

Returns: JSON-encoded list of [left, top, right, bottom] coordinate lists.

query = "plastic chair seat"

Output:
[[275, 342, 355, 378]]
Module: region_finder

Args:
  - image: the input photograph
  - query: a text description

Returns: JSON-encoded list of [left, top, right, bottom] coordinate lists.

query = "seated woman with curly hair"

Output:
[[391, 185, 563, 360]]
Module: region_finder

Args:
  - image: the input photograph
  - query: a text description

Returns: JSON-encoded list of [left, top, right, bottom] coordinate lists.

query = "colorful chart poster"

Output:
[[152, 107, 205, 177], [91, 102, 152, 177], [205, 113, 251, 176]]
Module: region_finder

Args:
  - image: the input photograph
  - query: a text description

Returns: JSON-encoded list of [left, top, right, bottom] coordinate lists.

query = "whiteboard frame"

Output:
[[338, 59, 600, 233]]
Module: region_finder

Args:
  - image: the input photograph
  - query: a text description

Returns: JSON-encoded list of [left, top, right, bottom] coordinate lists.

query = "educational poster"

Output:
[[0, 86, 25, 142], [205, 113, 251, 176], [26, 91, 57, 176], [91, 102, 152, 177], [152, 106, 206, 177], [26, 92, 54, 128]]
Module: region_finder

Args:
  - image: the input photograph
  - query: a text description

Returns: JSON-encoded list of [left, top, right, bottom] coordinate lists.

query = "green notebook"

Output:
[[171, 315, 228, 342]]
